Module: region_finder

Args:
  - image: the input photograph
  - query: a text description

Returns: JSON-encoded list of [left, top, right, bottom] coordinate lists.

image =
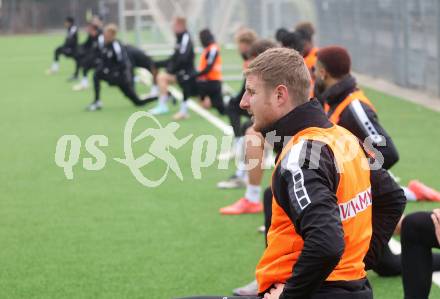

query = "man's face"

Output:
[[173, 21, 185, 34], [64, 21, 71, 29], [240, 74, 277, 132], [237, 42, 251, 60], [313, 60, 328, 94], [104, 30, 115, 44], [87, 25, 97, 37]]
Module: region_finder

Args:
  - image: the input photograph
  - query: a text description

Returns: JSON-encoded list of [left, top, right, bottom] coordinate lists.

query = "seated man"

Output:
[[149, 17, 197, 118], [85, 24, 155, 111], [174, 48, 405, 299], [191, 28, 224, 116], [218, 39, 277, 216], [47, 16, 78, 79], [217, 28, 257, 176], [313, 45, 440, 278]]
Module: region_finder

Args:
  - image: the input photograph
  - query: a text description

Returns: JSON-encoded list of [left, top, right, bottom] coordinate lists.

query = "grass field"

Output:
[[1, 33, 440, 299]]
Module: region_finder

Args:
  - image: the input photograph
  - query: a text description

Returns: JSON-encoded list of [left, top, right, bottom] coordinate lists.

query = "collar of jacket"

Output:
[[176, 31, 187, 40], [261, 99, 332, 156], [317, 74, 357, 107]]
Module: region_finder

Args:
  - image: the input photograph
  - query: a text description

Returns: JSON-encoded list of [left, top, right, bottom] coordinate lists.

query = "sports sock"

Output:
[[158, 94, 169, 106], [245, 184, 261, 203], [150, 84, 159, 95], [52, 62, 59, 71], [180, 101, 188, 114], [402, 186, 417, 201], [234, 136, 246, 176]]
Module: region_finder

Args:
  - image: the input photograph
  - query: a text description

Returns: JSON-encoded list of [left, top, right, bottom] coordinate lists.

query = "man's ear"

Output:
[[275, 85, 289, 107]]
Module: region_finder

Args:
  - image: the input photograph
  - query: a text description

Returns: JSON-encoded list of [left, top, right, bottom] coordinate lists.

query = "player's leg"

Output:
[[207, 81, 225, 115], [73, 54, 93, 90], [118, 81, 156, 106], [47, 46, 63, 74], [220, 125, 264, 215], [86, 70, 104, 111], [401, 212, 440, 299], [217, 120, 252, 189], [149, 72, 175, 115], [175, 75, 200, 120], [135, 52, 159, 97]]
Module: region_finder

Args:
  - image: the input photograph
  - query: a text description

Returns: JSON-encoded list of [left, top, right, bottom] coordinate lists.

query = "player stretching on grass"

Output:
[[47, 17, 78, 80], [86, 24, 156, 111]]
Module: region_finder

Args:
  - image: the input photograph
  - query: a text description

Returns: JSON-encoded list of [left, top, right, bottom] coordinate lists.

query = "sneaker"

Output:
[[86, 101, 102, 111], [232, 279, 258, 296], [46, 63, 59, 75], [149, 104, 169, 115], [220, 198, 263, 215], [407, 180, 440, 202], [173, 111, 189, 121], [217, 175, 246, 189], [73, 80, 89, 91]]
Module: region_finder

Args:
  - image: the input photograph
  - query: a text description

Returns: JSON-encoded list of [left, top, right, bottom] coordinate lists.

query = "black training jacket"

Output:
[[261, 100, 406, 299]]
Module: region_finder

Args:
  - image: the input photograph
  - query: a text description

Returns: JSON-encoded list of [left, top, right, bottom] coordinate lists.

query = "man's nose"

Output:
[[239, 94, 249, 110]]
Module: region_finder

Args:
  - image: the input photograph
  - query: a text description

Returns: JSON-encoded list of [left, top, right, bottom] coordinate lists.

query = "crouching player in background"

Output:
[[72, 22, 104, 91], [85, 24, 155, 111], [174, 48, 405, 299], [47, 17, 78, 79]]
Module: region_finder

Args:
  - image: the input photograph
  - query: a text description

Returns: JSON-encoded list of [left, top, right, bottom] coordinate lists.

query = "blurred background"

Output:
[[2, 0, 440, 96]]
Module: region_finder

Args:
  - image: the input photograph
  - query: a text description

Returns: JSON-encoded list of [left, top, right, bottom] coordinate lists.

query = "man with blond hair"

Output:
[[175, 48, 405, 299], [85, 24, 155, 111]]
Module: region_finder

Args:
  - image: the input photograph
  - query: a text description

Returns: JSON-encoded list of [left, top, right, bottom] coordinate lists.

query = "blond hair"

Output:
[[104, 23, 118, 36], [245, 47, 311, 104], [234, 28, 258, 45], [174, 16, 187, 27]]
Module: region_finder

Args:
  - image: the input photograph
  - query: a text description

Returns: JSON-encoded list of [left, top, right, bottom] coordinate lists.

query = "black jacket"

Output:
[[261, 100, 406, 299], [317, 75, 399, 170], [163, 31, 195, 75], [64, 25, 78, 49], [98, 40, 131, 77]]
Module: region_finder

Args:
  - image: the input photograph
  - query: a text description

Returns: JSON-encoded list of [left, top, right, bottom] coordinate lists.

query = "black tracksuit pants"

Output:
[[401, 211, 440, 299], [198, 80, 225, 115], [54, 45, 76, 62], [93, 69, 154, 106]]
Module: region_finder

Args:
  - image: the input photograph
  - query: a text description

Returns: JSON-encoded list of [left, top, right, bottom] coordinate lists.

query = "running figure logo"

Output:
[[114, 111, 193, 187]]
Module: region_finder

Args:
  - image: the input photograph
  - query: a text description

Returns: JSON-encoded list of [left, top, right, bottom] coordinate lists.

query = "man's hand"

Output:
[[431, 209, 440, 245], [263, 283, 285, 299]]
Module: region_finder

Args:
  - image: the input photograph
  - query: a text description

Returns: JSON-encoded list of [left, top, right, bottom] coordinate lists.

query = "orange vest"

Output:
[[256, 125, 372, 293], [304, 47, 319, 71], [325, 90, 376, 124], [304, 47, 318, 98], [198, 43, 222, 81]]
